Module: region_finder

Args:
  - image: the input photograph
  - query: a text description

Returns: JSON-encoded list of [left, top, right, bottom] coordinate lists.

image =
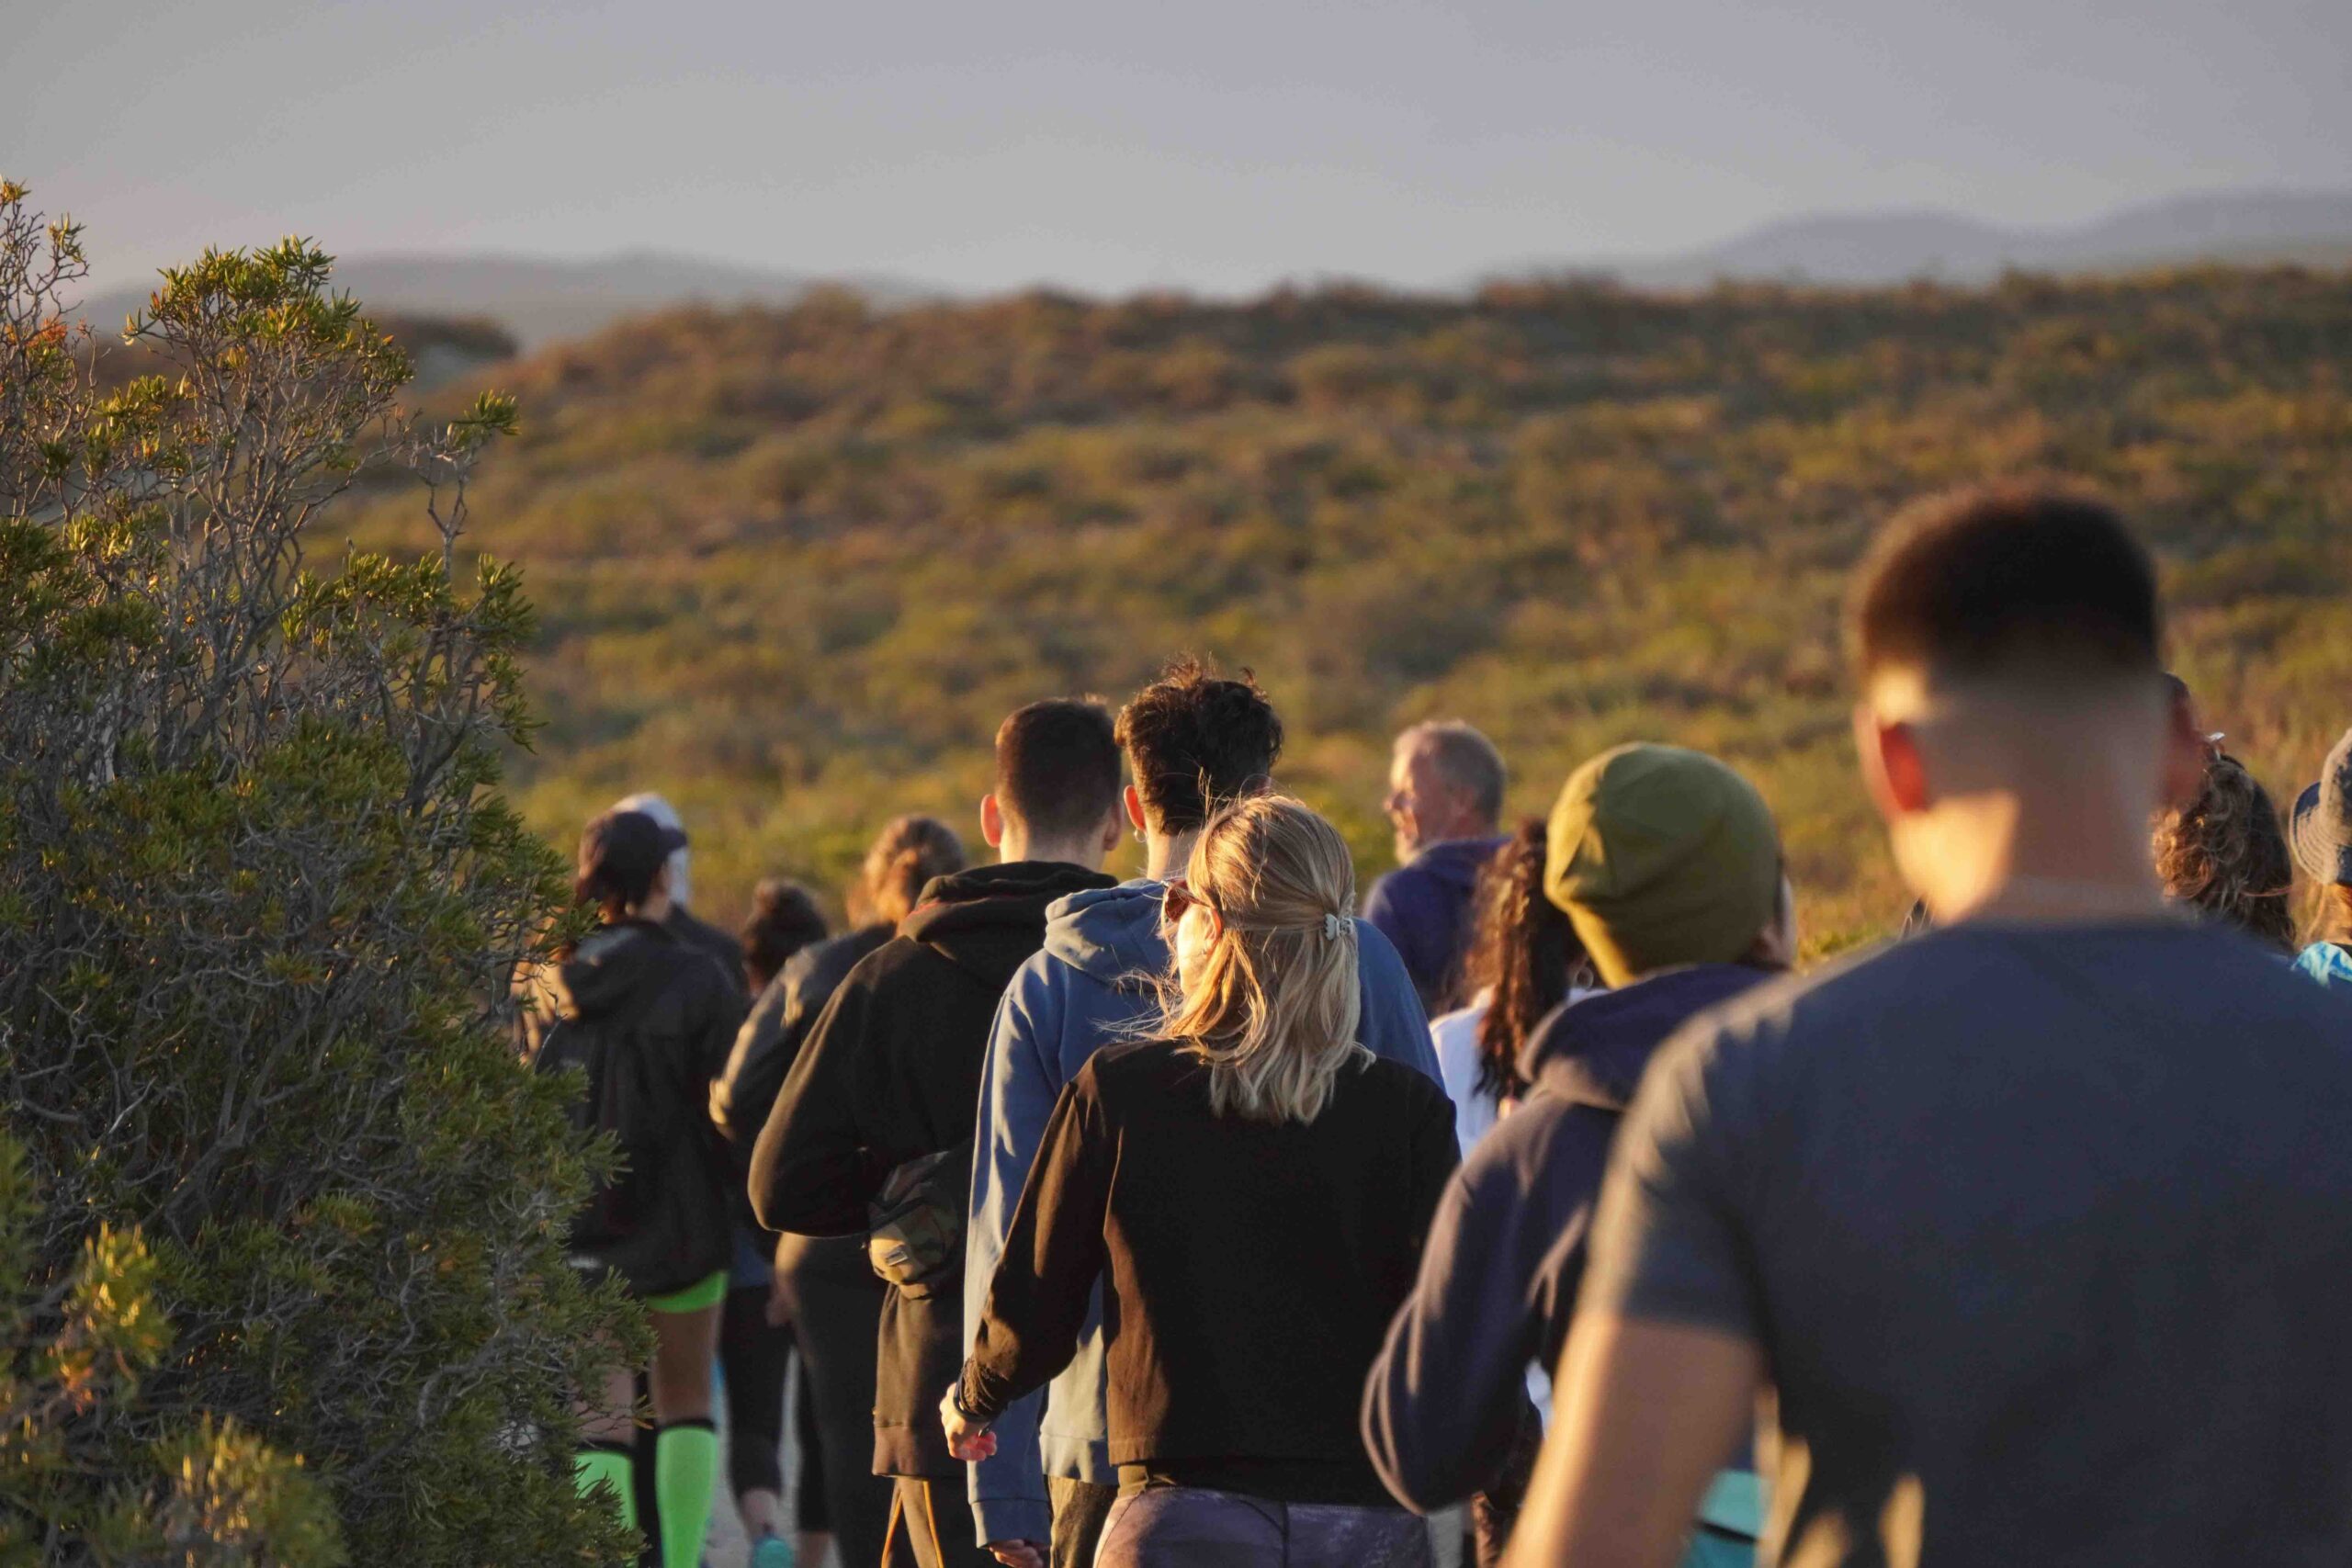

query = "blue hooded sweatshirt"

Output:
[[963, 878, 1442, 1544], [1359, 964, 1772, 1515]]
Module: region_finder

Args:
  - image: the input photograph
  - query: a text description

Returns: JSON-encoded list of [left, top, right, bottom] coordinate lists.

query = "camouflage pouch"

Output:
[[865, 1139, 971, 1299]]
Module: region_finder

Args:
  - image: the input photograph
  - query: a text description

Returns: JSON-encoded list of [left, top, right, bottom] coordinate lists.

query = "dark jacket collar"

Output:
[[900, 861, 1119, 989], [1521, 964, 1775, 1111]]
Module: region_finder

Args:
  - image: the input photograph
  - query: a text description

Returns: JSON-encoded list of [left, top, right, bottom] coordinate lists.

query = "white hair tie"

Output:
[[1323, 912, 1345, 940]]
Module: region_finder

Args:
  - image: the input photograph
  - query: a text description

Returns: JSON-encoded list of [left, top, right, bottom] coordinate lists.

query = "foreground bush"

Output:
[[0, 183, 638, 1565]]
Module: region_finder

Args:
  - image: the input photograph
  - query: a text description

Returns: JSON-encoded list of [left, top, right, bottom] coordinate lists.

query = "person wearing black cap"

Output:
[[2290, 726, 2352, 988], [532, 807, 749, 1568]]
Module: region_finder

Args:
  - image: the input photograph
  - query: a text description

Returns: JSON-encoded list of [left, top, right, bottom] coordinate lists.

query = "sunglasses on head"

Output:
[[1159, 878, 1215, 931]]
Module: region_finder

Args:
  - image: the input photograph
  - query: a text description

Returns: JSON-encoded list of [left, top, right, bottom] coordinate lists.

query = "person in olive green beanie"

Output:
[[1361, 742, 1792, 1558], [1544, 743, 1790, 987]]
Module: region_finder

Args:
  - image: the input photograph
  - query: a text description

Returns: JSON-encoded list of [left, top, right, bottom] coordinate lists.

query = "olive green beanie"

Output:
[[1544, 744, 1782, 988]]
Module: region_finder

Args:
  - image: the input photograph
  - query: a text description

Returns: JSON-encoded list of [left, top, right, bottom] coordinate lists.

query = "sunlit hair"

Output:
[[2315, 884, 2352, 949], [1148, 795, 1369, 1124], [2154, 751, 2295, 955], [851, 815, 967, 931], [1461, 821, 1588, 1101]]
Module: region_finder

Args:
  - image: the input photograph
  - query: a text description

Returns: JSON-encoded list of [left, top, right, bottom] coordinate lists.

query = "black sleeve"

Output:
[[958, 1073, 1114, 1422], [710, 960, 811, 1155], [695, 960, 750, 1089], [749, 966, 895, 1238], [1361, 1117, 1547, 1513]]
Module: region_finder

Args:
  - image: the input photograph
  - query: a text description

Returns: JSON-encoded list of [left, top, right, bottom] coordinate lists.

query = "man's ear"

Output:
[[979, 794, 1005, 851], [1854, 704, 1932, 819], [1125, 783, 1148, 835]]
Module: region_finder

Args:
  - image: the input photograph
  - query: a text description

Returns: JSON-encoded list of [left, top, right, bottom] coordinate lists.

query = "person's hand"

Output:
[[940, 1382, 996, 1461], [984, 1540, 1046, 1568]]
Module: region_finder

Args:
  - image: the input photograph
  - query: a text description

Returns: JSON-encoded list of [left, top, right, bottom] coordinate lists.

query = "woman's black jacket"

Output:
[[531, 918, 747, 1298]]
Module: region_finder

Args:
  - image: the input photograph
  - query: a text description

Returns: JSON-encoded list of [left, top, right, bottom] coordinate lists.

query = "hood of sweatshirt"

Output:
[[555, 919, 684, 1020], [1520, 963, 1773, 1111], [900, 861, 1120, 992], [1040, 879, 1170, 991]]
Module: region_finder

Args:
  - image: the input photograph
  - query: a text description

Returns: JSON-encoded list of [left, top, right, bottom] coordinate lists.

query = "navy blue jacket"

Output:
[[1360, 964, 1772, 1511], [1364, 836, 1508, 1011]]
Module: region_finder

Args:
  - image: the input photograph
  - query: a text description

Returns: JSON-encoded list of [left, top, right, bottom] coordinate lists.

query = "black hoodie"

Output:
[[751, 861, 1117, 1479], [1360, 964, 1772, 1519], [531, 918, 748, 1298]]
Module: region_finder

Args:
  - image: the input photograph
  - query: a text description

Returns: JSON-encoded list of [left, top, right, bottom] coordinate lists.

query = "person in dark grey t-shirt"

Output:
[[1505, 484, 2352, 1568]]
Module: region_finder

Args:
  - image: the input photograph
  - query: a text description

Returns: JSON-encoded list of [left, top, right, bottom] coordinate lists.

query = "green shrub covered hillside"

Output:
[[340, 268, 2352, 952]]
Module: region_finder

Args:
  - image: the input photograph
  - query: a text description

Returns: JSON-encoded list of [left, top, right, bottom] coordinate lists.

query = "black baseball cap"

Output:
[[579, 807, 688, 886], [2291, 727, 2352, 887]]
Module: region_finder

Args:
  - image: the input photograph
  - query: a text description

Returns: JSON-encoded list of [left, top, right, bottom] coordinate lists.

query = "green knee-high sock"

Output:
[[573, 1442, 639, 1532], [654, 1418, 718, 1568]]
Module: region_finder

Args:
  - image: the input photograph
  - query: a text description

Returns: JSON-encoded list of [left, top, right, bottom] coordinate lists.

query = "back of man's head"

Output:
[[1116, 659, 1284, 834], [1397, 720, 1507, 828], [1851, 483, 2177, 919], [1851, 483, 2161, 697], [995, 698, 1123, 842]]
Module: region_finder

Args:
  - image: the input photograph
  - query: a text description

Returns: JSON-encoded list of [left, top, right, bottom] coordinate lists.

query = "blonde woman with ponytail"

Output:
[[946, 796, 1457, 1568]]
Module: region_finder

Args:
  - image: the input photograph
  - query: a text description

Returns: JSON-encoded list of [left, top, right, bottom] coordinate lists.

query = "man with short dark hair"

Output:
[[964, 660, 1442, 1568], [753, 699, 1125, 1568], [1506, 484, 2352, 1568], [1367, 720, 1510, 1010]]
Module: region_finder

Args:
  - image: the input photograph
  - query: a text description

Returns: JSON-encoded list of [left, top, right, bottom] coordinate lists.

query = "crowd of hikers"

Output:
[[522, 482, 2352, 1568]]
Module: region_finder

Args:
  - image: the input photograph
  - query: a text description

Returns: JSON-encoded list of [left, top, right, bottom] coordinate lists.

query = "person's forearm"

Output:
[[1363, 1308, 1526, 1509], [967, 1385, 1053, 1546], [1502, 1314, 1761, 1568], [749, 1134, 883, 1235]]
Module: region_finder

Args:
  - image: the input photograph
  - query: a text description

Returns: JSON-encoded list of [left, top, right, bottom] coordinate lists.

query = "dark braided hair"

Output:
[[1461, 820, 1588, 1104]]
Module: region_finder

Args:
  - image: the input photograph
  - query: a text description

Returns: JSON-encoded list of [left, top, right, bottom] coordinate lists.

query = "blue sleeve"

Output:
[[1364, 868, 1444, 1007], [1361, 1125, 1552, 1510], [1354, 919, 1442, 1084], [963, 960, 1064, 1546]]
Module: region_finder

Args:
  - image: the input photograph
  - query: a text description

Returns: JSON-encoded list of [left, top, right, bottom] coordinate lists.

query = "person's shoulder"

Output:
[[846, 931, 935, 986], [1074, 1037, 1185, 1090], [1454, 1084, 1582, 1186], [1357, 1050, 1455, 1119], [1351, 915, 1414, 979], [1068, 1039, 1192, 1118]]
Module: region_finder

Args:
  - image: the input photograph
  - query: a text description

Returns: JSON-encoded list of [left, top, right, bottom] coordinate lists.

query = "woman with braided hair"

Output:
[[1430, 822, 1597, 1158], [944, 795, 1457, 1568]]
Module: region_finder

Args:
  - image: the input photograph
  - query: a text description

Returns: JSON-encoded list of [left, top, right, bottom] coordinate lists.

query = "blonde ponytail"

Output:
[[1148, 795, 1369, 1123]]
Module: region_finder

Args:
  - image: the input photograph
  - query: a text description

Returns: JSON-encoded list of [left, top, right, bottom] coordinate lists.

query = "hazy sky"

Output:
[[16, 0, 2350, 298]]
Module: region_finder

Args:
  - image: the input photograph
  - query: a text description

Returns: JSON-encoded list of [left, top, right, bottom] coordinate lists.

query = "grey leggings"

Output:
[[1091, 1487, 1431, 1568]]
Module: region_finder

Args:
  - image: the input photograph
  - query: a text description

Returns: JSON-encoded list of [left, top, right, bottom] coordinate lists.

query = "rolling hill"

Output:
[[335, 265, 2352, 951], [75, 250, 929, 352], [1593, 189, 2352, 288]]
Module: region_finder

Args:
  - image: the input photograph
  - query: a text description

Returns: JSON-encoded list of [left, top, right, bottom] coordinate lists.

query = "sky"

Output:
[[14, 0, 2351, 299]]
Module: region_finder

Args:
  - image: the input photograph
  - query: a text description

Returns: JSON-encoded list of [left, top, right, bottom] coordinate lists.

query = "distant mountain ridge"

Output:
[[72, 189, 2352, 357], [75, 250, 929, 351], [1584, 188, 2352, 288]]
